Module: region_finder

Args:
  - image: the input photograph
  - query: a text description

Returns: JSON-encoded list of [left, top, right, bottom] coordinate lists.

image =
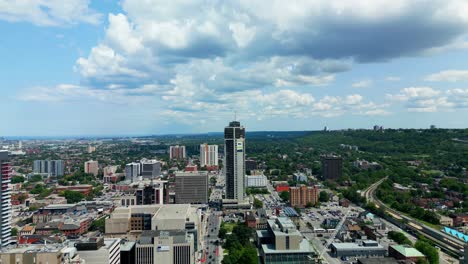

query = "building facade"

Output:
[[140, 159, 161, 179], [289, 185, 319, 208], [136, 181, 169, 205], [175, 172, 208, 204], [246, 174, 268, 187], [125, 162, 141, 182], [199, 144, 218, 167], [0, 151, 11, 247], [33, 160, 64, 177], [321, 155, 343, 180], [85, 160, 99, 176], [170, 146, 186, 160], [224, 121, 246, 201]]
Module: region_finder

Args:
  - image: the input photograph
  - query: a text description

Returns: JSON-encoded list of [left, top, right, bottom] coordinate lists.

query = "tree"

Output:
[[253, 198, 263, 209], [279, 191, 289, 202], [11, 228, 17, 236], [89, 217, 106, 233], [11, 176, 25, 184], [388, 231, 412, 246], [210, 176, 217, 186], [319, 191, 330, 202], [415, 240, 439, 264], [29, 174, 43, 182], [61, 190, 85, 203]]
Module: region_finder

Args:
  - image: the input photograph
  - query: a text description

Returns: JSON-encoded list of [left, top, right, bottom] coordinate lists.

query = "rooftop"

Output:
[[154, 204, 190, 220], [261, 239, 312, 254], [390, 245, 425, 257]]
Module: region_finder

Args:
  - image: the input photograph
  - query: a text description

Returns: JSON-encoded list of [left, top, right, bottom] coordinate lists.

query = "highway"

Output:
[[363, 178, 465, 259]]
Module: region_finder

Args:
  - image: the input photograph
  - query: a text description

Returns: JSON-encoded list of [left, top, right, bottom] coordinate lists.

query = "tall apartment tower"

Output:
[[199, 144, 218, 167], [321, 155, 343, 180], [289, 185, 319, 208], [33, 160, 64, 177], [84, 160, 99, 176], [224, 121, 245, 201], [170, 145, 186, 160], [0, 151, 12, 247]]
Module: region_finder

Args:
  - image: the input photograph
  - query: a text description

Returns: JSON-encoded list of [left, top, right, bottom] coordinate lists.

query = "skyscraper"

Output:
[[321, 155, 343, 180], [125, 162, 140, 182], [224, 121, 245, 201], [0, 151, 12, 247], [199, 144, 218, 167], [33, 160, 64, 177]]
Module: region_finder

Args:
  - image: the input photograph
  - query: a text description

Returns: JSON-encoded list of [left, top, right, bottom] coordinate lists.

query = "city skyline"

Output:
[[1, 1, 468, 136]]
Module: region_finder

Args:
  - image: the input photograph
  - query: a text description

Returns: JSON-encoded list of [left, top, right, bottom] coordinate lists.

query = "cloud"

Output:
[[0, 0, 102, 26], [352, 79, 373, 88], [385, 76, 401, 81], [424, 70, 468, 82], [386, 87, 468, 112]]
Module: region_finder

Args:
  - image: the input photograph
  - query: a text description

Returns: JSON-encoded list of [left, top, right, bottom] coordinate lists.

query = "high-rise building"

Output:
[[84, 160, 99, 176], [175, 172, 208, 204], [33, 160, 64, 177], [170, 145, 186, 160], [224, 121, 246, 201], [0, 151, 12, 247], [199, 144, 218, 167], [87, 145, 96, 153], [136, 180, 169, 205], [140, 159, 161, 179], [321, 155, 343, 180], [289, 185, 319, 208], [125, 162, 141, 182]]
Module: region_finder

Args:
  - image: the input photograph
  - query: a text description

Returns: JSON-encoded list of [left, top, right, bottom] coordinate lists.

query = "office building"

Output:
[[33, 160, 64, 177], [135, 230, 195, 264], [120, 241, 136, 264], [289, 185, 319, 208], [136, 180, 169, 205], [199, 144, 218, 167], [140, 159, 161, 179], [256, 217, 314, 263], [321, 155, 343, 180], [246, 174, 268, 187], [170, 145, 186, 160], [125, 162, 141, 182], [0, 151, 12, 247], [330, 241, 386, 258], [175, 172, 208, 204], [224, 121, 246, 201], [85, 160, 99, 176], [76, 237, 121, 264]]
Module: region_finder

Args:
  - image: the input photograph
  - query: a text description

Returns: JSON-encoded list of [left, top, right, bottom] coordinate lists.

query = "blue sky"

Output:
[[1, 0, 468, 136]]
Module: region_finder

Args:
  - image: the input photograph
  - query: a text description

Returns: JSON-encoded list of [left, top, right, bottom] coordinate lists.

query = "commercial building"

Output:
[[199, 144, 218, 167], [140, 159, 161, 179], [125, 162, 141, 182], [170, 145, 186, 160], [329, 241, 386, 258], [0, 151, 12, 247], [175, 172, 208, 204], [289, 185, 319, 207], [256, 217, 314, 263], [135, 230, 195, 264], [388, 245, 425, 262], [224, 121, 246, 201], [85, 160, 99, 176], [136, 180, 169, 205], [246, 174, 268, 187], [33, 160, 64, 177], [105, 204, 200, 246], [76, 237, 121, 264], [321, 155, 343, 180], [293, 173, 307, 182], [0, 244, 82, 263]]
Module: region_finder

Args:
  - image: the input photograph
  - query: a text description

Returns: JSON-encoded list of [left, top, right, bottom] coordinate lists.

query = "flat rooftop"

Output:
[[261, 239, 312, 254], [154, 204, 190, 220]]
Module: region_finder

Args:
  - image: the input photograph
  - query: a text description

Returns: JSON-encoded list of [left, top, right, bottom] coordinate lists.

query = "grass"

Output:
[[224, 222, 236, 233]]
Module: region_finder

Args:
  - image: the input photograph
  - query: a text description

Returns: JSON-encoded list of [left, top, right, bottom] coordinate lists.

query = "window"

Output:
[[285, 236, 290, 250]]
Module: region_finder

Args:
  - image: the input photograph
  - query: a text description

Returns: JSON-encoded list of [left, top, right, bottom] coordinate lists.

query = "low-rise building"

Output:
[[329, 241, 386, 258], [246, 174, 268, 187], [76, 238, 121, 264], [388, 245, 425, 262], [256, 217, 314, 263], [0, 244, 82, 264]]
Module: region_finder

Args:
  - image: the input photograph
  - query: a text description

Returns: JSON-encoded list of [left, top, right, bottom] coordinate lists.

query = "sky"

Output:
[[1, 0, 468, 136]]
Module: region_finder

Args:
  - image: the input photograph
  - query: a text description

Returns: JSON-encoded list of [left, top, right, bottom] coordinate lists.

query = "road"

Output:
[[204, 212, 221, 264]]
